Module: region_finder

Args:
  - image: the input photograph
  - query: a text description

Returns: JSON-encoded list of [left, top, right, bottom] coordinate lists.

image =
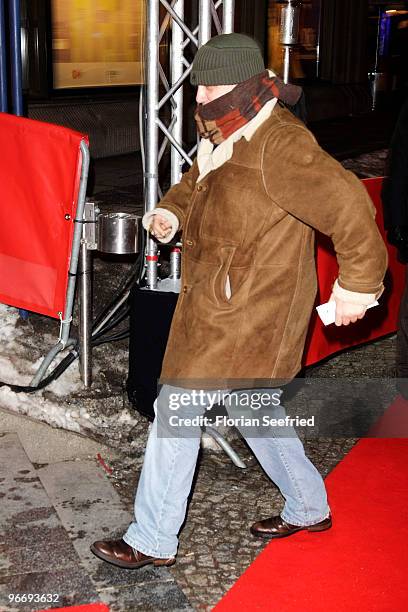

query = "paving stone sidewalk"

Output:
[[0, 421, 191, 612]]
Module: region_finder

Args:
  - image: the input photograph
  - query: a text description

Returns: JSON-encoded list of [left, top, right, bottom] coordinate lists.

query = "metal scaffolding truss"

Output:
[[144, 0, 235, 289]]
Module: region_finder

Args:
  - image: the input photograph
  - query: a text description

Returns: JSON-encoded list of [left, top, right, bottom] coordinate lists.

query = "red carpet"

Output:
[[215, 438, 408, 611], [368, 395, 408, 437]]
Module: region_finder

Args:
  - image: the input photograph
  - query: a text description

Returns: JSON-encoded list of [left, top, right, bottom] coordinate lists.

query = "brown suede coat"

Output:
[[158, 105, 388, 388]]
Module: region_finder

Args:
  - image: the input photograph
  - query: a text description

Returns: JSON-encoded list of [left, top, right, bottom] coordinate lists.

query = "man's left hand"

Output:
[[328, 294, 367, 326]]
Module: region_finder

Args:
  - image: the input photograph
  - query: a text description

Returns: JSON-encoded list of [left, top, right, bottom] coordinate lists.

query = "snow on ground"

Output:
[[0, 303, 146, 451], [0, 304, 86, 433]]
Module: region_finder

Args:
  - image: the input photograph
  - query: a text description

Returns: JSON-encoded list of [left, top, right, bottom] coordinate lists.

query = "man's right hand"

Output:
[[149, 214, 172, 240]]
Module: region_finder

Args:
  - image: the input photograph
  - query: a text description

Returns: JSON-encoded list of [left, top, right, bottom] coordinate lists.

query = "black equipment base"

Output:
[[127, 285, 178, 421]]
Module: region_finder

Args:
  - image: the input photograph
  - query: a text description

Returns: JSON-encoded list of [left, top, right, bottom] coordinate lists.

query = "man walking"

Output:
[[91, 33, 387, 569]]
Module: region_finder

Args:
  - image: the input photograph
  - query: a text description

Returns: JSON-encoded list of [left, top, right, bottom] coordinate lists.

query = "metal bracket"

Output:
[[82, 200, 99, 250]]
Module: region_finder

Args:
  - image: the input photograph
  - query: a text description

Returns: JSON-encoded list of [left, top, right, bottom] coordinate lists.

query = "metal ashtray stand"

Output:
[[78, 202, 141, 387]]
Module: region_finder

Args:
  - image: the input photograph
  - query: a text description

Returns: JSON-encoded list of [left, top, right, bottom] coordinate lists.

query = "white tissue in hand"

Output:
[[316, 300, 379, 326]]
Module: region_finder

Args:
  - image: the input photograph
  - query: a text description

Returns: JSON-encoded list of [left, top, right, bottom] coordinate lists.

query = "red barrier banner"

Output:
[[304, 177, 405, 366], [0, 113, 88, 319]]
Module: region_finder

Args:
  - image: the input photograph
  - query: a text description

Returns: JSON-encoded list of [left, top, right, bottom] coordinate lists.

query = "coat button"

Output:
[[197, 184, 203, 192], [185, 239, 194, 247], [182, 285, 188, 293]]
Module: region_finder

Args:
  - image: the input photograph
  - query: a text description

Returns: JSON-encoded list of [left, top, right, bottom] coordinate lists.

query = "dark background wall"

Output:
[[319, 0, 369, 84]]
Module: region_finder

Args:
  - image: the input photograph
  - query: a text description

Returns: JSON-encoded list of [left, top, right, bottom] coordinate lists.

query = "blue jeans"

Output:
[[123, 385, 330, 558]]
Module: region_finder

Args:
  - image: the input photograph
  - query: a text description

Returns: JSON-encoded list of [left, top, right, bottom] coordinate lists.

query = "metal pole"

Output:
[[283, 45, 291, 84], [199, 0, 212, 46], [62, 141, 90, 345], [9, 0, 27, 318], [92, 290, 130, 337], [223, 0, 235, 33], [145, 0, 160, 289], [9, 0, 23, 115], [204, 426, 247, 468], [279, 0, 301, 85], [157, 117, 193, 165], [171, 0, 185, 186], [371, 7, 382, 111], [161, 0, 198, 46], [315, 0, 322, 79], [0, 1, 7, 112], [79, 242, 92, 387]]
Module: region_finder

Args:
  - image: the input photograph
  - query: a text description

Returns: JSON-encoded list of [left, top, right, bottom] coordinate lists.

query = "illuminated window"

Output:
[[51, 0, 145, 89]]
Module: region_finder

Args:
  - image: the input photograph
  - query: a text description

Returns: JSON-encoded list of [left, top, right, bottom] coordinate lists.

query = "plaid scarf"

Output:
[[195, 71, 302, 145]]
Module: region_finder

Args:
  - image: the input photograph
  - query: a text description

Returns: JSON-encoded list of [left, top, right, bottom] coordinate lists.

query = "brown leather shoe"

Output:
[[90, 538, 176, 569], [250, 514, 332, 539]]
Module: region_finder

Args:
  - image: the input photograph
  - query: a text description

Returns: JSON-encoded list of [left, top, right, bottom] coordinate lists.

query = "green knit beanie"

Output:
[[190, 33, 265, 86]]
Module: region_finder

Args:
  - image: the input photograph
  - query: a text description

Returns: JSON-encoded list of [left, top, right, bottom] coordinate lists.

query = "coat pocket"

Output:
[[213, 246, 236, 307]]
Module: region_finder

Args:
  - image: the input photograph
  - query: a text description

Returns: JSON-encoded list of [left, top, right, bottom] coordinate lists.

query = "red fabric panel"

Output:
[[303, 177, 405, 366], [0, 113, 88, 318]]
